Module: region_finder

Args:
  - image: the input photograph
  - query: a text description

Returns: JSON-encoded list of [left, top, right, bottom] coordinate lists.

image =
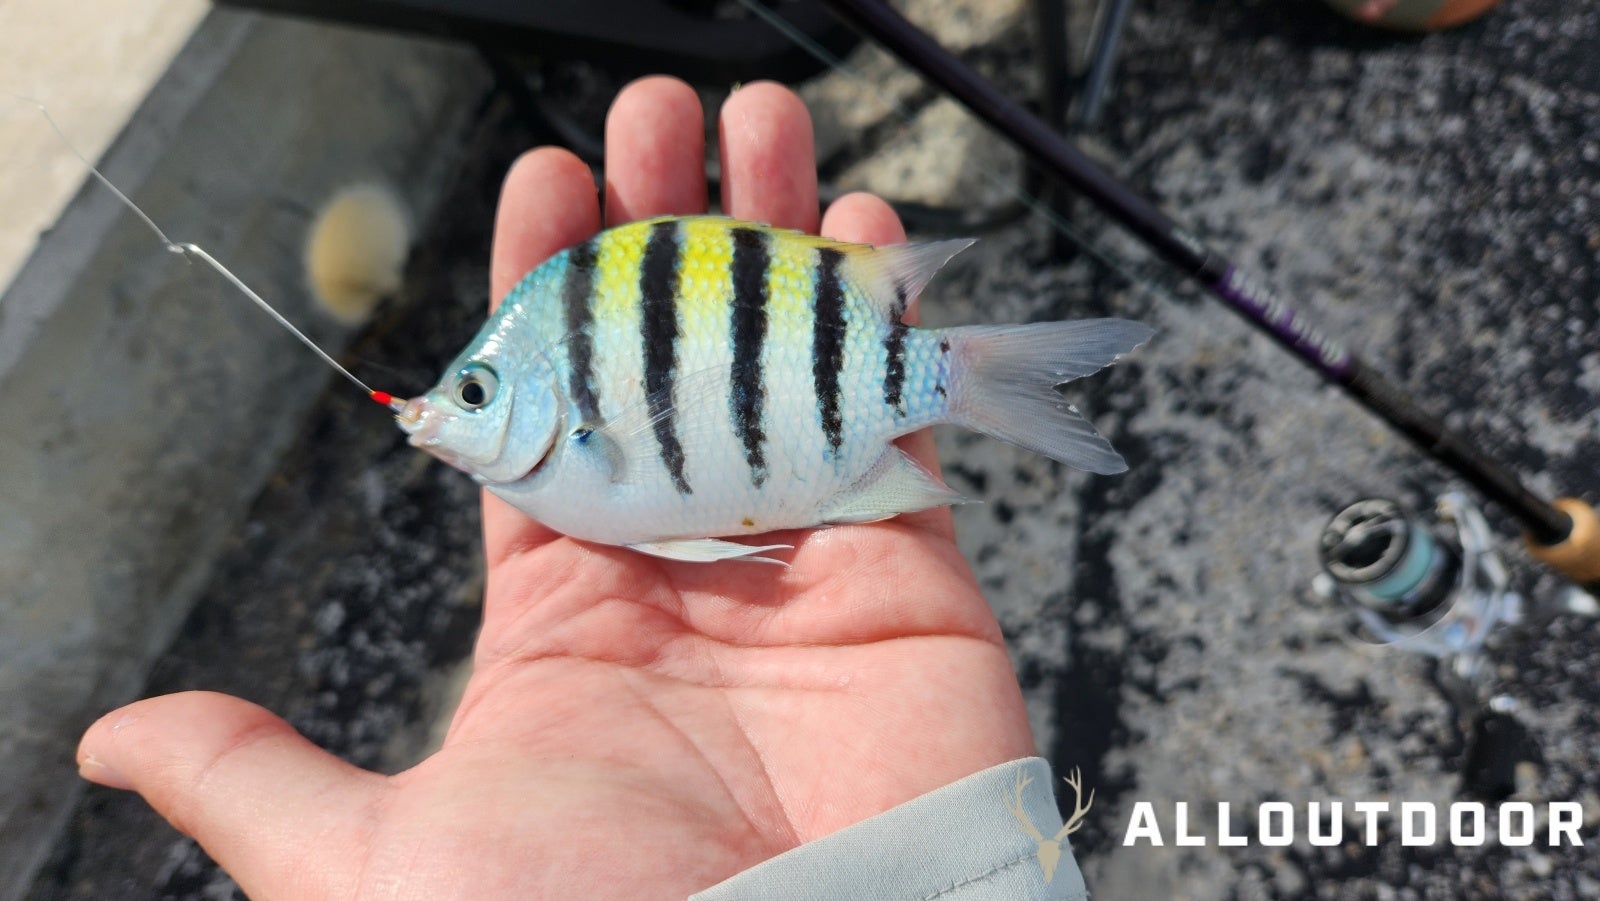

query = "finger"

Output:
[[822, 192, 954, 540], [820, 191, 906, 275], [718, 81, 819, 232], [485, 147, 601, 561], [491, 146, 601, 306], [604, 76, 707, 225], [78, 692, 384, 898]]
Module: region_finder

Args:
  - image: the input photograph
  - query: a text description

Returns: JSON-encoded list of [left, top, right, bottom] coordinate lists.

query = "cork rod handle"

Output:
[[1526, 498, 1600, 587]]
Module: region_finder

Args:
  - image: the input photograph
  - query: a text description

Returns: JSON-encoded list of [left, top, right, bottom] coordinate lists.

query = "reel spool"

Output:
[[1320, 498, 1460, 624], [1314, 493, 1519, 678]]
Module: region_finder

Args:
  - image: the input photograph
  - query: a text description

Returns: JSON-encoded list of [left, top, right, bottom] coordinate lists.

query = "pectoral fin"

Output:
[[589, 366, 733, 487], [569, 425, 629, 484]]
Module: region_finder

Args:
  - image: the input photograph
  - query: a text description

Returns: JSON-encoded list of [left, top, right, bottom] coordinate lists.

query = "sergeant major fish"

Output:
[[398, 215, 1152, 563], [17, 102, 1146, 564]]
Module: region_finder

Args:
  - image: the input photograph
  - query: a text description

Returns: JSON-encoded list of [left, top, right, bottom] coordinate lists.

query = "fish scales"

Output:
[[586, 218, 936, 532], [570, 217, 942, 533], [653, 217, 747, 503], [401, 215, 1152, 563], [727, 226, 770, 486], [639, 220, 692, 495]]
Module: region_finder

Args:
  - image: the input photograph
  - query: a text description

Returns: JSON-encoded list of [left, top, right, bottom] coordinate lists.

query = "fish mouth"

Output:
[[397, 396, 444, 445], [396, 396, 429, 435], [395, 393, 543, 482], [396, 396, 470, 470]]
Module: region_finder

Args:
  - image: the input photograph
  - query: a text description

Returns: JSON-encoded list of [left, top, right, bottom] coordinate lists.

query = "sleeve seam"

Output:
[[917, 851, 1086, 900]]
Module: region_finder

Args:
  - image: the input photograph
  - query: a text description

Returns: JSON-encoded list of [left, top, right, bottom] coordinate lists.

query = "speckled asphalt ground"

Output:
[[25, 1, 1600, 899]]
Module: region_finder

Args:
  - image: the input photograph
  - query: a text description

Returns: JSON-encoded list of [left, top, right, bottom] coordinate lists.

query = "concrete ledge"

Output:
[[0, 10, 485, 893]]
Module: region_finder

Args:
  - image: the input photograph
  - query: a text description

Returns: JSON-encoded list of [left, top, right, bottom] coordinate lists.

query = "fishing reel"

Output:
[[1314, 493, 1519, 681], [1312, 493, 1599, 797]]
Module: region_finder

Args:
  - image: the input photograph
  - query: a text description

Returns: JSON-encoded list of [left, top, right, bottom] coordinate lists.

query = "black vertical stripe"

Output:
[[640, 220, 691, 495], [729, 227, 770, 487], [812, 246, 847, 456], [563, 239, 601, 425], [882, 283, 909, 416]]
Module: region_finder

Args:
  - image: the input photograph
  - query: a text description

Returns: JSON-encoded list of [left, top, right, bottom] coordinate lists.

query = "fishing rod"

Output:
[[814, 0, 1600, 594]]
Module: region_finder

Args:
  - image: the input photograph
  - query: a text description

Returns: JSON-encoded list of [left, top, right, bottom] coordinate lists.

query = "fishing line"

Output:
[[14, 96, 408, 413], [755, 0, 1600, 592]]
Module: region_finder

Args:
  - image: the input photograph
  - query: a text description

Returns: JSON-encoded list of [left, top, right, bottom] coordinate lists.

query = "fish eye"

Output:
[[452, 363, 499, 411]]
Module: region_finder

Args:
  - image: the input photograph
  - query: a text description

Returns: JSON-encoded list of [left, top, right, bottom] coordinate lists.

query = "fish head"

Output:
[[397, 344, 562, 485]]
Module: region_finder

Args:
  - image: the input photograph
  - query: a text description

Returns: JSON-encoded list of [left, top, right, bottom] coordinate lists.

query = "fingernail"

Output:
[[78, 753, 133, 791]]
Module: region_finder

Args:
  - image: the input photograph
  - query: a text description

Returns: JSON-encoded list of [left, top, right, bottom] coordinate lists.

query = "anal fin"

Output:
[[628, 538, 792, 565], [820, 448, 968, 525]]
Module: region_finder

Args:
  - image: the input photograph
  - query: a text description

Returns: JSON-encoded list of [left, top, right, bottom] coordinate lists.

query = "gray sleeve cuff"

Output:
[[689, 757, 1089, 900]]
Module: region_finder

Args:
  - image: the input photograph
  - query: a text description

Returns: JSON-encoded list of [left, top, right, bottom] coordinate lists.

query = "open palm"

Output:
[[78, 78, 1034, 900]]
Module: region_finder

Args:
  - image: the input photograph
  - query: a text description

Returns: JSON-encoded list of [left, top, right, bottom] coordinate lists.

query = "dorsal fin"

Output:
[[848, 237, 976, 320]]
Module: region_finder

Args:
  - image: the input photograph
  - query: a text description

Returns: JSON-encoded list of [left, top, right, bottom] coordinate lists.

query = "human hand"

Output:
[[77, 77, 1035, 899]]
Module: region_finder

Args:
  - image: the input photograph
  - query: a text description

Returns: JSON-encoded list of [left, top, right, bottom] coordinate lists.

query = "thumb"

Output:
[[78, 691, 386, 897]]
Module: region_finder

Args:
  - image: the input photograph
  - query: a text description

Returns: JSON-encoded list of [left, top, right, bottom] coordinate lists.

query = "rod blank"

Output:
[[819, 0, 1584, 559]]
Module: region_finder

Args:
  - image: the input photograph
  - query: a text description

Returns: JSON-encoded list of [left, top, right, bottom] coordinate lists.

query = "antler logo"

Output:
[[1003, 767, 1095, 883]]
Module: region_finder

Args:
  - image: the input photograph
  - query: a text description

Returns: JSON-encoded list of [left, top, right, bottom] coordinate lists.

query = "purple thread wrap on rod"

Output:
[[1208, 265, 1353, 381]]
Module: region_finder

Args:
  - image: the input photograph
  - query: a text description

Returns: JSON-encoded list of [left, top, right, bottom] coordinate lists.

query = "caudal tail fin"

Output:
[[944, 319, 1153, 474]]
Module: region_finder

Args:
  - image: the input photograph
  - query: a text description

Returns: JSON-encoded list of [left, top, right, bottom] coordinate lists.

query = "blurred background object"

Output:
[[1321, 0, 1503, 31]]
